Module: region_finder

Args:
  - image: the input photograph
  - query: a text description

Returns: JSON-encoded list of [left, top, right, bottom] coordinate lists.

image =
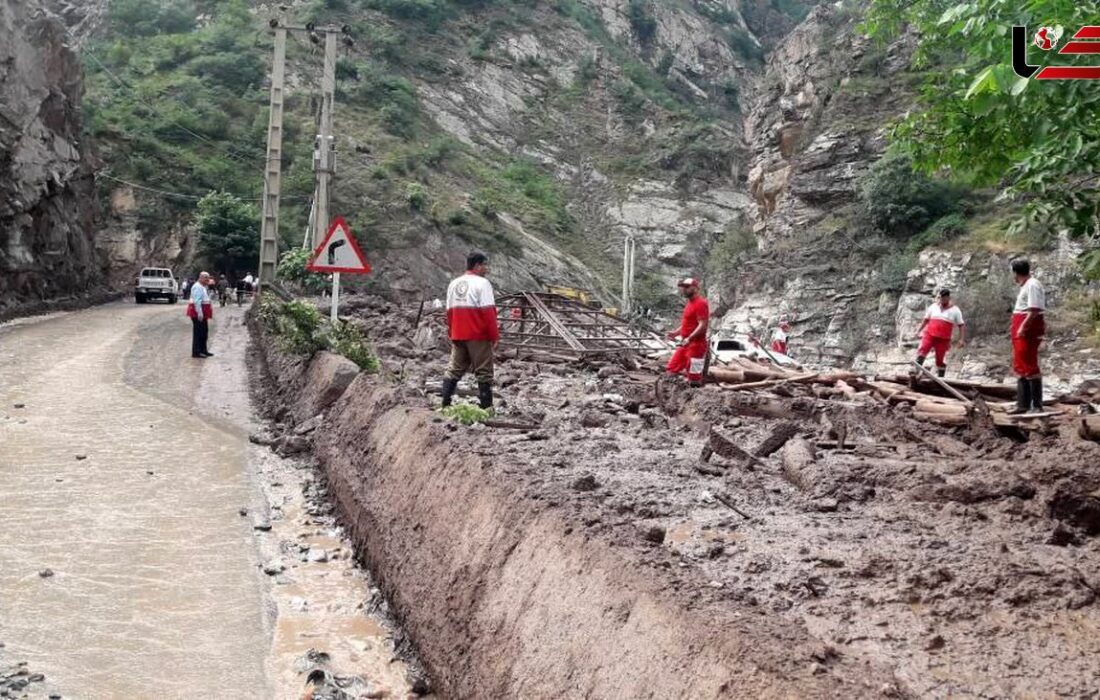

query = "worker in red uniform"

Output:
[[913, 289, 966, 378], [770, 319, 792, 355], [440, 252, 500, 410], [666, 278, 709, 387], [1008, 259, 1046, 414]]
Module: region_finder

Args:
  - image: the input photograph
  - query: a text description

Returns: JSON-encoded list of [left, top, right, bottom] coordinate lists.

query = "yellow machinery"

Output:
[[545, 285, 593, 306]]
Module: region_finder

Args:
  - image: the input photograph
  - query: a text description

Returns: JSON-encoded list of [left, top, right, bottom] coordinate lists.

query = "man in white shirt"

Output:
[[1008, 259, 1046, 414], [187, 271, 213, 358], [913, 289, 966, 378]]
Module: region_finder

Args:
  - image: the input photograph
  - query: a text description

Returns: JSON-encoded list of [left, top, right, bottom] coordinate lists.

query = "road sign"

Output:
[[306, 217, 371, 274]]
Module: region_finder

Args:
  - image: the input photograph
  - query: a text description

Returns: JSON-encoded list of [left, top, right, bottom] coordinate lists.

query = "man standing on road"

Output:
[[1008, 260, 1046, 414], [913, 289, 967, 378], [666, 278, 710, 387], [440, 253, 500, 410], [187, 271, 214, 358]]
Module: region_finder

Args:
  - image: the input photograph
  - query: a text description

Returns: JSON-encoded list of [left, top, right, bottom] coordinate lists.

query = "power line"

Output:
[[68, 26, 261, 166], [97, 172, 306, 203]]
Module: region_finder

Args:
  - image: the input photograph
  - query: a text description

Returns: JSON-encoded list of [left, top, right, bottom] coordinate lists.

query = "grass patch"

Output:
[[439, 404, 493, 425]]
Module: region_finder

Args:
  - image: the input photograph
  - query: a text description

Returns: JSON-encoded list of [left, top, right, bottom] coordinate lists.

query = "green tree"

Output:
[[195, 191, 259, 275], [863, 0, 1100, 277], [860, 153, 964, 237]]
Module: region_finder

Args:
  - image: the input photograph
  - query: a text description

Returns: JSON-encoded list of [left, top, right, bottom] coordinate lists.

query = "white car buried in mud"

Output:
[[710, 335, 800, 368]]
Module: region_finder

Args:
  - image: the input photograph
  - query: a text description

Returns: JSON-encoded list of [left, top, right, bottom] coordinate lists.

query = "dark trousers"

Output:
[[191, 318, 209, 357]]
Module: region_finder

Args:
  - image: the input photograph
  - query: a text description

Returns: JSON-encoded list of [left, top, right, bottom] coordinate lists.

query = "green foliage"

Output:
[[875, 250, 918, 292], [726, 26, 764, 62], [863, 0, 1100, 272], [277, 248, 328, 294], [322, 321, 381, 372], [612, 81, 647, 125], [439, 404, 493, 425], [860, 153, 964, 238], [405, 182, 428, 211], [195, 191, 259, 274], [473, 159, 572, 234], [627, 0, 657, 43], [258, 297, 326, 354], [706, 220, 757, 278], [907, 213, 968, 252], [258, 297, 381, 370], [352, 66, 420, 139], [107, 0, 196, 37], [365, 0, 451, 28], [187, 51, 265, 91], [632, 271, 677, 314]]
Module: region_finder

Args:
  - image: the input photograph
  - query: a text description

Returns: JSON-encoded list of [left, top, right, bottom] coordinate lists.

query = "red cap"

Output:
[[677, 277, 700, 288]]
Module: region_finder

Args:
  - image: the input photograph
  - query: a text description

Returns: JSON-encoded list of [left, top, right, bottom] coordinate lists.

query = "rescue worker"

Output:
[[771, 319, 792, 355], [666, 277, 710, 387], [1008, 259, 1046, 414], [913, 289, 967, 378], [440, 252, 500, 409], [187, 271, 214, 358]]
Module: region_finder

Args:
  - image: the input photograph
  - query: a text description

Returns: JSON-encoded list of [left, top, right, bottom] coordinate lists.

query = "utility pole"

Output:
[[622, 236, 636, 315], [313, 31, 337, 250], [257, 26, 287, 285], [257, 20, 351, 284]]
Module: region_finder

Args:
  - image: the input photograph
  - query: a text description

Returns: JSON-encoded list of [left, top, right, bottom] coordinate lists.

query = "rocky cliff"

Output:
[[0, 0, 104, 317], [712, 3, 1096, 386]]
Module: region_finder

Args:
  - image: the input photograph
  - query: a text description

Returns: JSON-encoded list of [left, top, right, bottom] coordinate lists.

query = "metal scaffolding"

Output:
[[497, 292, 662, 357]]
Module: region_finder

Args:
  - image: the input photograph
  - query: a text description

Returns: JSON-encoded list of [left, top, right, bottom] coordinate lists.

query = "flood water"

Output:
[[0, 303, 270, 697]]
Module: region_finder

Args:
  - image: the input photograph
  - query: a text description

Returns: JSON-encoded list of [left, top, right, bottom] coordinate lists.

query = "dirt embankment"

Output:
[[253, 295, 1100, 698], [252, 311, 893, 697]]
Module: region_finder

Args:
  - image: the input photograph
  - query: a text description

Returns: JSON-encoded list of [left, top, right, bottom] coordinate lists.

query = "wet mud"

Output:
[[256, 294, 1100, 698]]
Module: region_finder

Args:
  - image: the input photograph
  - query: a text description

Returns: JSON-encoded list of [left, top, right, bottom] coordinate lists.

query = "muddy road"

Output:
[[0, 302, 413, 698]]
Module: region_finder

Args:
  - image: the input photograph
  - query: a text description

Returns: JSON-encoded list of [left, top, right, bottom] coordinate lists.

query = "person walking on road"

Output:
[[913, 289, 967, 378], [666, 277, 710, 387], [1008, 260, 1046, 414], [187, 271, 214, 358], [440, 253, 500, 410]]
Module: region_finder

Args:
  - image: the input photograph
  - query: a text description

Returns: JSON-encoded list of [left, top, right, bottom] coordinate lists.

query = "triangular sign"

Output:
[[306, 217, 371, 274]]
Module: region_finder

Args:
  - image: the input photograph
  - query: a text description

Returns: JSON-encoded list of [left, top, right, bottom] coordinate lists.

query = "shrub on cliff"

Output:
[[861, 153, 964, 239]]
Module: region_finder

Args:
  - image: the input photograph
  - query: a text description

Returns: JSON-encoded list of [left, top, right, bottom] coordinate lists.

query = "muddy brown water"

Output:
[[0, 302, 409, 698]]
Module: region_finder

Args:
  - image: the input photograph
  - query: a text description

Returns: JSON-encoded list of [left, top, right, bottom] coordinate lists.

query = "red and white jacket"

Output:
[[446, 273, 500, 342], [923, 302, 964, 340]]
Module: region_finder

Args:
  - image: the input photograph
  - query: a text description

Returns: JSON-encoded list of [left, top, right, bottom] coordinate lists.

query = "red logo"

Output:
[[1033, 26, 1059, 50], [1014, 25, 1100, 80]]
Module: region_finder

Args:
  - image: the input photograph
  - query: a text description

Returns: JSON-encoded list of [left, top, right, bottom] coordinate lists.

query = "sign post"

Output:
[[306, 216, 371, 321]]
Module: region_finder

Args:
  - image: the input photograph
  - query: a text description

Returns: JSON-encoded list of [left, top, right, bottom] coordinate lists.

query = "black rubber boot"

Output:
[[477, 382, 493, 410], [936, 366, 947, 378], [440, 378, 458, 408], [1007, 378, 1031, 415], [1029, 377, 1044, 412]]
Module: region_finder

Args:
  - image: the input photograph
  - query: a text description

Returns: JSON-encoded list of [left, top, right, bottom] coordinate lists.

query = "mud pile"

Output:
[[255, 294, 1100, 697]]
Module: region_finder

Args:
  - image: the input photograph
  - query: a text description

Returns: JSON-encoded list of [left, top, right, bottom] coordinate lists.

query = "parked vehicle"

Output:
[[134, 267, 178, 304], [711, 335, 799, 368]]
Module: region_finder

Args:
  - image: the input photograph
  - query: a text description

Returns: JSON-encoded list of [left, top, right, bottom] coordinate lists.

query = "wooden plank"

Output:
[[912, 361, 972, 405]]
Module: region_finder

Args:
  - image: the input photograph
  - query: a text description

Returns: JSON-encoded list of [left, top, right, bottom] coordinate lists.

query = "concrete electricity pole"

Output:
[[257, 20, 350, 284], [622, 236, 636, 315], [313, 31, 338, 251], [257, 26, 287, 285]]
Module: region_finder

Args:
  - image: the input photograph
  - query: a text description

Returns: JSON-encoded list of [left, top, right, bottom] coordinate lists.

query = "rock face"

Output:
[[0, 0, 104, 314], [709, 5, 1091, 382]]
